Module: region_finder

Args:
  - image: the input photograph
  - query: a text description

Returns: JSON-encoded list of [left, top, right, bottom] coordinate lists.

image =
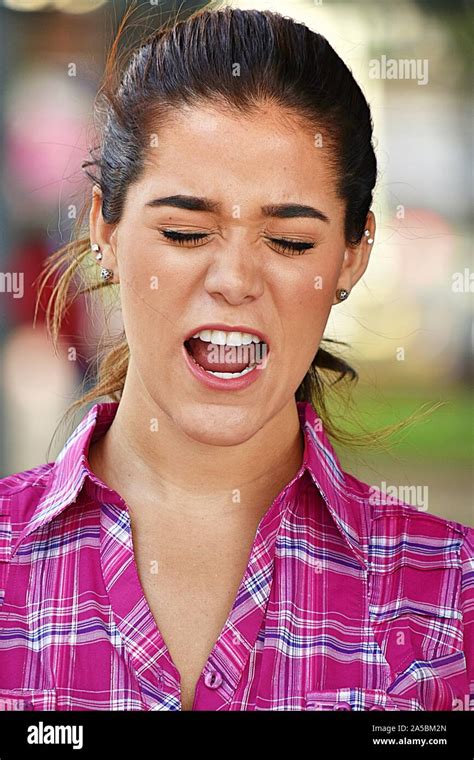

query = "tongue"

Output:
[[186, 337, 258, 372]]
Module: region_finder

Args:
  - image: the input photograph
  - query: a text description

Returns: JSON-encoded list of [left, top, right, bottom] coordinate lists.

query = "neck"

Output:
[[88, 364, 305, 529]]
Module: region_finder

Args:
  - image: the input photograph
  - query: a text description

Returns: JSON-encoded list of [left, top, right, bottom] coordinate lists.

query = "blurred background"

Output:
[[0, 0, 472, 524]]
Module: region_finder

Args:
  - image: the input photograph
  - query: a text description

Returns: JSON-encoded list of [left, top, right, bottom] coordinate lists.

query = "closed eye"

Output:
[[159, 229, 315, 256], [265, 238, 314, 256], [160, 230, 208, 245]]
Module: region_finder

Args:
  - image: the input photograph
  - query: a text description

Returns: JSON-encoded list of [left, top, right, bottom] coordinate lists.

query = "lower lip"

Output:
[[182, 343, 269, 391]]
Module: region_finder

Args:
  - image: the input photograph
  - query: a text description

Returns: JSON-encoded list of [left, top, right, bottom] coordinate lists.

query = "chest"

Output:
[[131, 524, 256, 710]]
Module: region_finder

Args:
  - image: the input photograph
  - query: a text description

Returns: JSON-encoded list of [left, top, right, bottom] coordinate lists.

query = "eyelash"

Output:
[[160, 229, 314, 256]]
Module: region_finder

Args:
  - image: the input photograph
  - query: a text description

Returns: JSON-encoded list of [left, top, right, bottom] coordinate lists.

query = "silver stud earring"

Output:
[[336, 288, 350, 302], [92, 243, 103, 261], [364, 229, 374, 245], [100, 267, 113, 282]]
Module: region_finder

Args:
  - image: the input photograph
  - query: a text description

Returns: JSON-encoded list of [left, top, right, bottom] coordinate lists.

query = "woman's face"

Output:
[[91, 103, 373, 445]]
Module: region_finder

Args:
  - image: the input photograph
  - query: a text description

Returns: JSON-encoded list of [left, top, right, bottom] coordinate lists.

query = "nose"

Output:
[[203, 238, 265, 305]]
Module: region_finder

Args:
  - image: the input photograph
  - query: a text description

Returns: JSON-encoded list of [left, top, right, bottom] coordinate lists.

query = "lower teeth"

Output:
[[205, 364, 256, 378]]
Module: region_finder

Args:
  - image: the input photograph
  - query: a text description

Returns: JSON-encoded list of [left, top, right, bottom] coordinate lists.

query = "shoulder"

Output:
[[0, 462, 53, 511], [0, 463, 54, 542], [341, 470, 474, 699], [0, 463, 53, 493], [0, 463, 55, 608], [342, 467, 472, 550], [343, 467, 474, 644], [341, 468, 473, 613]]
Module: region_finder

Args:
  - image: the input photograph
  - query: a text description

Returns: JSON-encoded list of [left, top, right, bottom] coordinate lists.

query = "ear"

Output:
[[332, 210, 376, 305], [89, 186, 120, 284]]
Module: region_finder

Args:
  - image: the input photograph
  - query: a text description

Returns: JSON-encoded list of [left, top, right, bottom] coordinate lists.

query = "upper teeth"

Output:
[[190, 329, 263, 346]]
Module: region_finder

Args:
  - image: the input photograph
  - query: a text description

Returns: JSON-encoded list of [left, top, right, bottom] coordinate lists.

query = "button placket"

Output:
[[192, 493, 285, 710], [99, 499, 181, 710]]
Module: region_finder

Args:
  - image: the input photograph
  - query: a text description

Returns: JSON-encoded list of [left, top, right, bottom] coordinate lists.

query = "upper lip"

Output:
[[184, 323, 270, 346]]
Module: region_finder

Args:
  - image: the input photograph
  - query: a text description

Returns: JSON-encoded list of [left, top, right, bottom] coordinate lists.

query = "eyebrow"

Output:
[[145, 195, 330, 223]]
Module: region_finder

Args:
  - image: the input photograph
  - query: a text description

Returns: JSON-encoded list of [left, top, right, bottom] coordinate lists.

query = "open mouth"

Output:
[[183, 329, 269, 379]]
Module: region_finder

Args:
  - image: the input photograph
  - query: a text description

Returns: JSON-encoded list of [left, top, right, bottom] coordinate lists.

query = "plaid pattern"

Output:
[[0, 400, 472, 711]]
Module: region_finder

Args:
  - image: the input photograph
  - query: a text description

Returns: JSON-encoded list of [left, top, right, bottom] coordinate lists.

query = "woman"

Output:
[[0, 7, 472, 712]]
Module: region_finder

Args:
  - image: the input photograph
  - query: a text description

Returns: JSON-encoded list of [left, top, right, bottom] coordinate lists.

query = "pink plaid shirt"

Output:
[[0, 400, 472, 711]]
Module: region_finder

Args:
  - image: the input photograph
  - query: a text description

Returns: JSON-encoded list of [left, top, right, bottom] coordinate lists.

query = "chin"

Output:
[[174, 402, 265, 446]]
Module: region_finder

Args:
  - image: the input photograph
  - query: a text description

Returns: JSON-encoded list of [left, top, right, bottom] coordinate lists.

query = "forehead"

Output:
[[134, 102, 341, 209]]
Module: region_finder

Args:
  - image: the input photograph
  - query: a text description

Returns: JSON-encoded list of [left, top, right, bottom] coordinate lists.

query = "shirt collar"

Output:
[[12, 402, 118, 557], [13, 400, 368, 568], [296, 401, 368, 568]]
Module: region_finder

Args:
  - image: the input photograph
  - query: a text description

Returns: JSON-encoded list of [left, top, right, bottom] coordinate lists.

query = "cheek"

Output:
[[277, 260, 339, 366], [117, 243, 185, 325], [280, 256, 339, 324], [291, 291, 331, 349]]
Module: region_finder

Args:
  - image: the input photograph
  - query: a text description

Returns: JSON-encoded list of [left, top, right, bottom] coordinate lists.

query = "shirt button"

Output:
[[204, 670, 223, 689], [333, 701, 352, 710]]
